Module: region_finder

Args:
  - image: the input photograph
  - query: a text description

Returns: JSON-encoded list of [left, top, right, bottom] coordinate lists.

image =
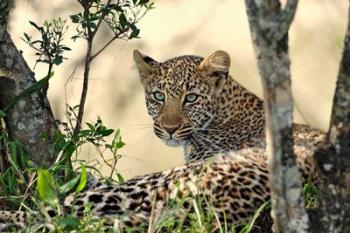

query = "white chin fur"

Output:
[[165, 139, 180, 147]]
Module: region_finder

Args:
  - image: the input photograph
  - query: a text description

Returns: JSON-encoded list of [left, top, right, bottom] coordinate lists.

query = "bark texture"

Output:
[[245, 0, 309, 232], [310, 5, 350, 233], [0, 1, 58, 167], [0, 0, 12, 39]]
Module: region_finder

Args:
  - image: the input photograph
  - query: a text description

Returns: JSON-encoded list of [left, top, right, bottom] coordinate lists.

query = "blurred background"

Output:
[[8, 0, 347, 179]]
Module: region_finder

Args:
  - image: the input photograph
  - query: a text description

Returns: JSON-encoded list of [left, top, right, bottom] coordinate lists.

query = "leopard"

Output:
[[133, 49, 325, 163], [0, 50, 325, 232]]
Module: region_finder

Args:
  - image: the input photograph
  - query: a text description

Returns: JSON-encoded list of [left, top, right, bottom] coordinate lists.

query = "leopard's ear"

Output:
[[199, 50, 230, 73], [198, 50, 231, 93], [133, 50, 158, 85]]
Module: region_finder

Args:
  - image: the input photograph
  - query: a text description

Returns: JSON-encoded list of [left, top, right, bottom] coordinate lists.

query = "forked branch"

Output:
[[245, 0, 309, 232]]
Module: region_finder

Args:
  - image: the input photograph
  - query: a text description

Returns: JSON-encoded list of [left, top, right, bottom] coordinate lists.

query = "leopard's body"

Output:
[[0, 50, 325, 231], [0, 152, 314, 231]]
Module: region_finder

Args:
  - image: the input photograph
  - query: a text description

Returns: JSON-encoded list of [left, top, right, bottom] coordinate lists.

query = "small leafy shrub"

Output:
[[0, 0, 150, 211], [303, 181, 319, 209]]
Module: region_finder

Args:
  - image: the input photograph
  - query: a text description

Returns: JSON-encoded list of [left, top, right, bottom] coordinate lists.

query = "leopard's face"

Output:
[[134, 50, 231, 147], [144, 62, 219, 147]]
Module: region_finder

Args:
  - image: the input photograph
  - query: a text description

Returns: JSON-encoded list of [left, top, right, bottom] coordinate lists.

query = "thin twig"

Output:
[[91, 0, 113, 39], [90, 35, 117, 61], [73, 0, 113, 137], [73, 38, 93, 137]]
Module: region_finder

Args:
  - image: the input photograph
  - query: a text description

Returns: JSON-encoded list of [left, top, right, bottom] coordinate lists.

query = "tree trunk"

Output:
[[310, 5, 350, 233], [0, 0, 12, 39], [245, 0, 309, 232], [0, 0, 59, 167]]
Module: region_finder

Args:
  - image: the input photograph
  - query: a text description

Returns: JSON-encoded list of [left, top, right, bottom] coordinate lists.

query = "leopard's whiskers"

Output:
[[193, 132, 221, 150]]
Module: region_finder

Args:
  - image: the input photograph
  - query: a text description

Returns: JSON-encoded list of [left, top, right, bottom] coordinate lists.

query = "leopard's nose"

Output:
[[163, 125, 179, 135]]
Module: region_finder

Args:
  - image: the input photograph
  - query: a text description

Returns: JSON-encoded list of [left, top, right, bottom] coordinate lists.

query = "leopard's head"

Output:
[[134, 50, 231, 147]]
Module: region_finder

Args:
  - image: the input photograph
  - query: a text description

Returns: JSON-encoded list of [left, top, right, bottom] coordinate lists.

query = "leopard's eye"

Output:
[[184, 93, 198, 103], [153, 91, 165, 102]]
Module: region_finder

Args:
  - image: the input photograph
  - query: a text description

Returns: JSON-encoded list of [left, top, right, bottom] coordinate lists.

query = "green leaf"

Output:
[[78, 129, 91, 137], [23, 32, 31, 42], [3, 73, 54, 113], [53, 55, 63, 65], [110, 4, 123, 12], [8, 142, 20, 173], [100, 129, 114, 137], [138, 0, 149, 5], [115, 140, 125, 149], [59, 175, 80, 194], [110, 129, 125, 149], [0, 110, 6, 119], [31, 40, 41, 45], [75, 164, 87, 193], [116, 173, 124, 184], [29, 20, 43, 32], [37, 169, 59, 206], [97, 117, 102, 124], [87, 22, 97, 29], [130, 28, 140, 38], [115, 128, 121, 138], [61, 46, 71, 51], [71, 35, 80, 41], [119, 14, 127, 29], [86, 122, 95, 130], [69, 14, 81, 24], [56, 215, 80, 230]]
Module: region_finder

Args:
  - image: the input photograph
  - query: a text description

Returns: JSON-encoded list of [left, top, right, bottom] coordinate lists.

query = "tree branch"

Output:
[[328, 8, 350, 145], [73, 0, 113, 137], [277, 0, 299, 40], [245, 0, 308, 232], [90, 35, 117, 62], [73, 37, 93, 137], [311, 5, 350, 233]]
